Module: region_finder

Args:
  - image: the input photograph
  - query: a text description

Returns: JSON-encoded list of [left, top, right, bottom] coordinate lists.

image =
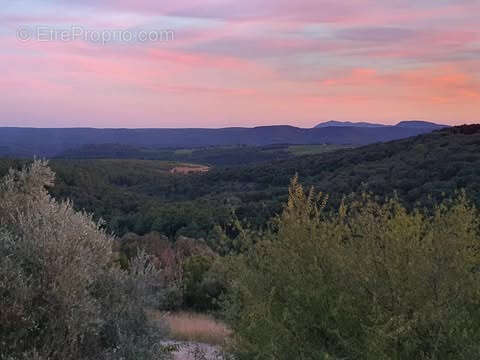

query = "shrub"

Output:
[[183, 255, 219, 311], [225, 177, 480, 359], [117, 231, 225, 312], [0, 160, 168, 360]]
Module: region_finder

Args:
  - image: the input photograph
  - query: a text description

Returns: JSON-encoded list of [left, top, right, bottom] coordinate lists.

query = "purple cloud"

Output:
[[336, 27, 417, 42]]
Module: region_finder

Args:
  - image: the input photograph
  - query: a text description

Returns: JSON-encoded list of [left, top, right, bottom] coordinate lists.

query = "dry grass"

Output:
[[170, 165, 210, 175], [149, 311, 231, 346]]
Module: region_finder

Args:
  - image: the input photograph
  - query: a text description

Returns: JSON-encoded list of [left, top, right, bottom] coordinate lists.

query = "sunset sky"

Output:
[[1, 0, 479, 128]]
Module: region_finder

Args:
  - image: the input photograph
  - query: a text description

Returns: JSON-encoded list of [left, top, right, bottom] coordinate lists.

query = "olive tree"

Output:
[[0, 160, 168, 360]]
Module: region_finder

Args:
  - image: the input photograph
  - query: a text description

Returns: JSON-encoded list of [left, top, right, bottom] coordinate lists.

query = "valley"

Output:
[[2, 125, 476, 242]]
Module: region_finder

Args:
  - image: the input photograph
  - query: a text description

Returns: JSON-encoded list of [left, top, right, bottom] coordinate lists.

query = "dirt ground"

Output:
[[163, 341, 227, 360]]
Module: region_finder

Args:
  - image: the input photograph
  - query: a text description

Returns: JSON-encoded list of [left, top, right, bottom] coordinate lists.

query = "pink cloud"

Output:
[[319, 65, 480, 104], [1, 0, 479, 127]]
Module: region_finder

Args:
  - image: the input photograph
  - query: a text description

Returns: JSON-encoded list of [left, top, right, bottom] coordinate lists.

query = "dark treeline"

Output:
[[56, 143, 298, 166]]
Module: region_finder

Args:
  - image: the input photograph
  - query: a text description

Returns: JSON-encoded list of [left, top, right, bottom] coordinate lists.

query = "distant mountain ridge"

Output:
[[395, 121, 446, 128], [315, 121, 387, 128], [315, 120, 446, 129], [0, 121, 448, 158]]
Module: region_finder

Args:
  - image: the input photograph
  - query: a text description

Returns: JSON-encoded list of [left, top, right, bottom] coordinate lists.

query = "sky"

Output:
[[1, 0, 479, 128]]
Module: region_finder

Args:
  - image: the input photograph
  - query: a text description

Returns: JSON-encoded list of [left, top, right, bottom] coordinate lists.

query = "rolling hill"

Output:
[[315, 120, 446, 129], [0, 125, 477, 241], [0, 121, 446, 157], [315, 120, 387, 128]]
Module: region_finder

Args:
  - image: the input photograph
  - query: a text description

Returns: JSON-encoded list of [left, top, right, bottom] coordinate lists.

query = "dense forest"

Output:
[[1, 125, 479, 243], [56, 143, 349, 166]]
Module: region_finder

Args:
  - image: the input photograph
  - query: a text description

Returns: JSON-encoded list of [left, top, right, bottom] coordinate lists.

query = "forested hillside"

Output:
[[0, 125, 478, 242]]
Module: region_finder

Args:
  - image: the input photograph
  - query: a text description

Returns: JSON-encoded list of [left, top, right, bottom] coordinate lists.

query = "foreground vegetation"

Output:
[[0, 161, 168, 360], [224, 177, 480, 359]]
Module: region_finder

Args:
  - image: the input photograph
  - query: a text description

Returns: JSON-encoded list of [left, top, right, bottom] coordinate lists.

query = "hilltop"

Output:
[[315, 120, 446, 129], [315, 120, 387, 128]]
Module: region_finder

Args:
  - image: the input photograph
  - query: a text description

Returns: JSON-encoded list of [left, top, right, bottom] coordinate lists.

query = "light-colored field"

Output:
[[149, 311, 231, 346], [82, 159, 210, 175], [167, 312, 231, 346], [170, 165, 210, 175], [91, 159, 203, 175]]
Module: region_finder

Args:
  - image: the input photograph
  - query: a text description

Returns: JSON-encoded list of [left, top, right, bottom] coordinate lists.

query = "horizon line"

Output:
[[0, 120, 463, 130]]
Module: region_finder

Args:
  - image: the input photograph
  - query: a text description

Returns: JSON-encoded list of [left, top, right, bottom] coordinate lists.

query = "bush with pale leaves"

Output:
[[0, 160, 168, 360]]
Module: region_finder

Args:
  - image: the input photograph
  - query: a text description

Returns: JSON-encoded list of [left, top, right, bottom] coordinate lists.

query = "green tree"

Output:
[[225, 177, 480, 359], [182, 254, 225, 311]]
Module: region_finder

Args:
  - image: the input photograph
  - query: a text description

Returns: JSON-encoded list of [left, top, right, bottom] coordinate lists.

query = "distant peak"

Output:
[[395, 121, 448, 128], [315, 121, 387, 128]]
